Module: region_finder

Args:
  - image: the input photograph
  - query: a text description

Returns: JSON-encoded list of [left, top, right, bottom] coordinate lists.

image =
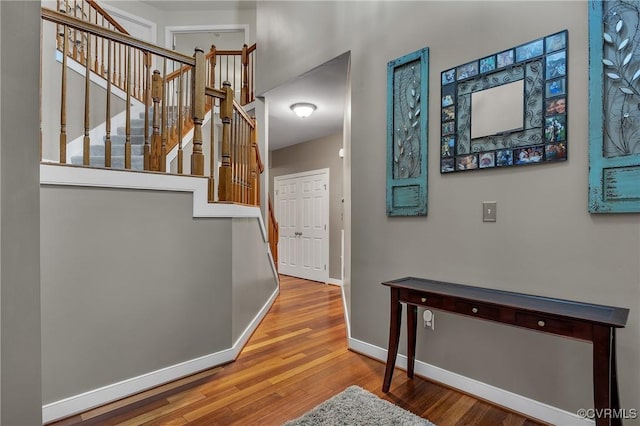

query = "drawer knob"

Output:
[[537, 320, 546, 327], [471, 307, 479, 314], [421, 297, 427, 303]]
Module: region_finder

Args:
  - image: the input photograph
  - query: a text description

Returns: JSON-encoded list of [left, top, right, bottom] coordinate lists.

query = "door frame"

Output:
[[274, 168, 330, 283], [164, 24, 250, 51]]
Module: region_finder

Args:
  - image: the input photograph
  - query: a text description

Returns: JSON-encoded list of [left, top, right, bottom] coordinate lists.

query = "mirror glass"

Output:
[[471, 80, 524, 139]]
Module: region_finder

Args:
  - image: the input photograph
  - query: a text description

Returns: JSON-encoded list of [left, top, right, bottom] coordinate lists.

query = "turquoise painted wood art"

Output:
[[386, 47, 429, 216], [589, 0, 640, 213]]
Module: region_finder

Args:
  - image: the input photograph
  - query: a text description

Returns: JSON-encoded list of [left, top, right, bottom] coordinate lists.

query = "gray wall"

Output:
[[232, 218, 278, 342], [41, 186, 233, 403], [257, 0, 640, 418], [0, 1, 43, 425], [270, 133, 344, 281]]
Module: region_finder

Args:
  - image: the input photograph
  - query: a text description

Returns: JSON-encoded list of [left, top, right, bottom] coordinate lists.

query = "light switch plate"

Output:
[[483, 201, 497, 222]]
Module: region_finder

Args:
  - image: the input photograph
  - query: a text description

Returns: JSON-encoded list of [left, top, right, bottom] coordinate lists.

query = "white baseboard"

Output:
[[231, 286, 279, 359], [340, 285, 351, 338], [347, 337, 594, 426], [42, 287, 279, 424], [327, 278, 343, 286]]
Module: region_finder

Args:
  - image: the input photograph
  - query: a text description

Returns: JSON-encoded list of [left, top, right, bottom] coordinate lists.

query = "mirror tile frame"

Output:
[[440, 30, 569, 173]]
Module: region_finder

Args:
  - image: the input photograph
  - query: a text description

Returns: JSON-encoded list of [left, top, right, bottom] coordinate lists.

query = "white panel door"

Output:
[[277, 178, 299, 275], [275, 169, 329, 282]]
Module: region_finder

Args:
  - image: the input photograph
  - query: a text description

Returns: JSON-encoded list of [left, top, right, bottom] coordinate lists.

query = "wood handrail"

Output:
[[86, 0, 130, 35], [42, 8, 195, 65], [255, 139, 264, 173], [232, 98, 255, 128], [205, 87, 226, 100], [166, 64, 192, 82], [212, 49, 243, 56], [205, 45, 256, 59], [268, 197, 279, 270]]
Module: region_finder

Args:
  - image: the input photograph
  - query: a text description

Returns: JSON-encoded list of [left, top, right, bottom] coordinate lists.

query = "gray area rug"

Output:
[[283, 385, 436, 425]]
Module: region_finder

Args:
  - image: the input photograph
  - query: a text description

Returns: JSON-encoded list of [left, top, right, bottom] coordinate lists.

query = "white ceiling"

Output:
[[263, 52, 350, 151]]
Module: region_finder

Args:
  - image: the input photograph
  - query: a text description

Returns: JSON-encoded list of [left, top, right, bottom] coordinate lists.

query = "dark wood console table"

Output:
[[382, 277, 629, 426]]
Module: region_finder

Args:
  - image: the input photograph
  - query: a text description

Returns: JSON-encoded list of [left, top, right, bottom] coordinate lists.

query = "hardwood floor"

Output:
[[48, 275, 546, 426]]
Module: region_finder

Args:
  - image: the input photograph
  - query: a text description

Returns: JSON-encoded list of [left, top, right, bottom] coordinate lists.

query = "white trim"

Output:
[[267, 250, 280, 282], [326, 278, 343, 286], [347, 337, 594, 426], [341, 228, 345, 282], [274, 168, 330, 283], [341, 286, 351, 339], [42, 287, 279, 424], [231, 287, 279, 359], [165, 24, 250, 50], [41, 164, 255, 217], [42, 349, 233, 423], [274, 168, 330, 182]]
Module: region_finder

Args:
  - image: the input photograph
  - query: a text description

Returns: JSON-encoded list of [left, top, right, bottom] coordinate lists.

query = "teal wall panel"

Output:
[[386, 47, 429, 216], [589, 0, 640, 213]]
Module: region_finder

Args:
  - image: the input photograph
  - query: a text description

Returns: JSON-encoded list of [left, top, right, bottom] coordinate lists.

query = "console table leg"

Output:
[[593, 325, 619, 426], [383, 288, 402, 392], [407, 304, 417, 379]]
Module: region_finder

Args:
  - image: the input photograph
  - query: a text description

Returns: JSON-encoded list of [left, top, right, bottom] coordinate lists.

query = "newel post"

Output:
[[218, 81, 234, 201], [241, 44, 249, 105], [209, 45, 217, 88], [150, 70, 162, 171], [191, 47, 206, 175]]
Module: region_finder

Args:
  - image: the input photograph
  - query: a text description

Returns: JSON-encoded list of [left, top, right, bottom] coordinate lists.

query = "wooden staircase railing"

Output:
[[56, 0, 147, 103], [43, 7, 195, 171], [41, 5, 277, 256], [207, 44, 256, 106]]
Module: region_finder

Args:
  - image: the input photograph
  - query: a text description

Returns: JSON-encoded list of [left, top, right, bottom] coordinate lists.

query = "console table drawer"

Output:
[[404, 291, 443, 308], [454, 300, 502, 321], [514, 312, 592, 340]]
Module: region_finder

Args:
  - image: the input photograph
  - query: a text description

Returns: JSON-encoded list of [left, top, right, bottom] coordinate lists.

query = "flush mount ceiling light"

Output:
[[290, 103, 317, 118]]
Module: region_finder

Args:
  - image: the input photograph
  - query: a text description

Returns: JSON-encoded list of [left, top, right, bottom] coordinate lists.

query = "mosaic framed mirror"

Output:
[[387, 47, 429, 216], [440, 31, 568, 173]]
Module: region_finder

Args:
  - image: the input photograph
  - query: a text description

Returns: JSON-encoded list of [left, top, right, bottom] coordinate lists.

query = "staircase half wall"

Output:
[[40, 164, 279, 423]]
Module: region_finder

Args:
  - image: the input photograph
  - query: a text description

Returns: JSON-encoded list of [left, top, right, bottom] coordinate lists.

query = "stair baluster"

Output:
[[144, 52, 151, 170], [250, 127, 258, 206], [208, 95, 217, 202], [209, 45, 217, 91], [151, 70, 162, 171], [100, 16, 105, 76], [125, 45, 132, 170], [177, 67, 184, 175], [83, 32, 91, 166], [105, 40, 112, 168], [60, 24, 68, 164], [161, 58, 168, 173], [242, 44, 248, 106]]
